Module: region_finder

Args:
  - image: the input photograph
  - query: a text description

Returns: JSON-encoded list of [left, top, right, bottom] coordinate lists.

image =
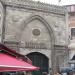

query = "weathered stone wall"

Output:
[[4, 6, 67, 46], [0, 0, 69, 74], [0, 2, 4, 42]]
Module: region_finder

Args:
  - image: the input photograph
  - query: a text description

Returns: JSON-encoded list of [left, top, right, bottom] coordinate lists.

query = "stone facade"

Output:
[[0, 0, 69, 74]]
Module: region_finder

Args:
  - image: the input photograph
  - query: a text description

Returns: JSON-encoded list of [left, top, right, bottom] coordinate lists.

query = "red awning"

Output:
[[0, 67, 27, 72], [0, 43, 32, 64], [0, 67, 38, 72], [0, 53, 39, 72]]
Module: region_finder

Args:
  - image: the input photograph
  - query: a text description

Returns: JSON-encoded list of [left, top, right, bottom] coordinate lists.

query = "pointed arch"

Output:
[[18, 15, 56, 75], [20, 15, 55, 45], [26, 52, 49, 59]]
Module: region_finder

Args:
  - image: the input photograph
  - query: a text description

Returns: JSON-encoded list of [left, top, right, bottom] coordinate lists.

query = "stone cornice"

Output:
[[1, 0, 66, 15]]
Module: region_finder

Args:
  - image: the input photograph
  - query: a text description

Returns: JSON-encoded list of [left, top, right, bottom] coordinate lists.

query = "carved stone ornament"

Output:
[[1, 0, 66, 15], [32, 29, 40, 36]]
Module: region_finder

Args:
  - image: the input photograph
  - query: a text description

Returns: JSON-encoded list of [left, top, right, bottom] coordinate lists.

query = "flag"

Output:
[[59, 0, 61, 2]]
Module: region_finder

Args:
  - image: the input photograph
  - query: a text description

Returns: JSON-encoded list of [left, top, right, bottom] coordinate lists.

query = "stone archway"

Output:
[[26, 52, 49, 75], [19, 15, 56, 74]]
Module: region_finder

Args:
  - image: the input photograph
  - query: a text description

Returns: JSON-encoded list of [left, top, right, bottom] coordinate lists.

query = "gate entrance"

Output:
[[27, 52, 49, 75]]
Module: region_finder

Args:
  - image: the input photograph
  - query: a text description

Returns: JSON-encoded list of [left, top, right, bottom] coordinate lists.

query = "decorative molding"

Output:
[[3, 40, 20, 51], [1, 0, 66, 15], [25, 41, 47, 49], [54, 45, 68, 50]]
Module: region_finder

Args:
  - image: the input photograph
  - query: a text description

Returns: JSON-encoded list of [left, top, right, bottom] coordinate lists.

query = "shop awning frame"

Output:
[[0, 43, 39, 72]]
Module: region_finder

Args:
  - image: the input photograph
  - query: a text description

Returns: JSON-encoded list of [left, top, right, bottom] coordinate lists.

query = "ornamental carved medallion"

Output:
[[32, 29, 40, 36]]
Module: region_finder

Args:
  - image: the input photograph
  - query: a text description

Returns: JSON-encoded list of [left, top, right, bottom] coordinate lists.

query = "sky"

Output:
[[33, 0, 75, 6]]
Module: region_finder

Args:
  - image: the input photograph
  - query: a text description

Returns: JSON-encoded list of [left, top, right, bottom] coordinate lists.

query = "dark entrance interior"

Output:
[[27, 52, 49, 75]]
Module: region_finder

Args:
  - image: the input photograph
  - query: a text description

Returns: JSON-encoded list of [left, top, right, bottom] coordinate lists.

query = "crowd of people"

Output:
[[53, 71, 75, 75]]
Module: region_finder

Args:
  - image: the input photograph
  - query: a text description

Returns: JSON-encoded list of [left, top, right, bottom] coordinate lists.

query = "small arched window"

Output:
[[71, 28, 75, 39]]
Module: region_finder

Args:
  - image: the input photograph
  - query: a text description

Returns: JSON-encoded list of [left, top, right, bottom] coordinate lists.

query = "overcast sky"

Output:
[[33, 0, 75, 6]]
